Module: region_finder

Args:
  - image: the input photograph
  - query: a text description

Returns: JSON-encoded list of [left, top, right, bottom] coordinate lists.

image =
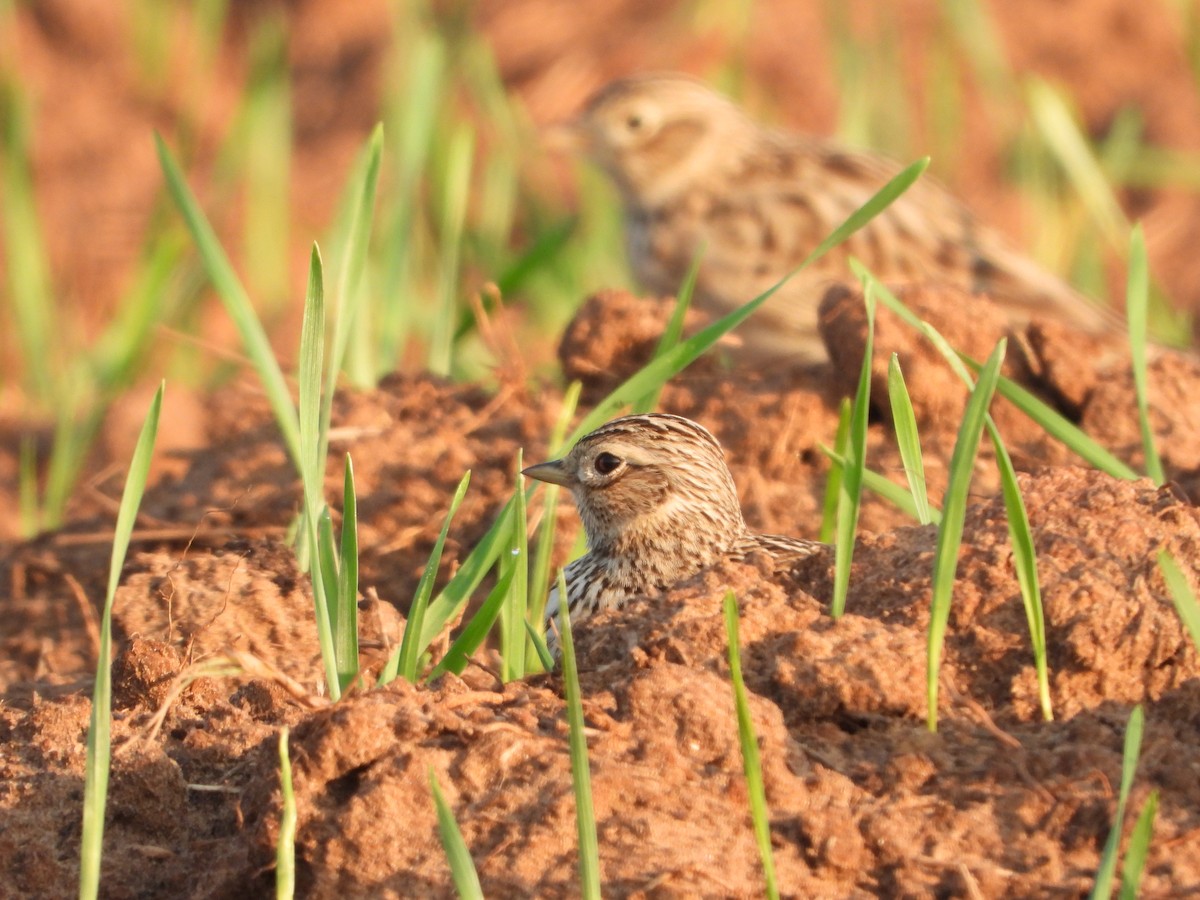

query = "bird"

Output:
[[551, 72, 1119, 362], [522, 413, 822, 657]]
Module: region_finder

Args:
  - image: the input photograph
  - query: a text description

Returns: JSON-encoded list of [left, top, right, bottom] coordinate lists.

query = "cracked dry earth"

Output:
[[3, 284, 1200, 897]]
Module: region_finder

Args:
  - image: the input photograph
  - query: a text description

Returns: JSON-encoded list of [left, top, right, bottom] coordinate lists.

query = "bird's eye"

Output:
[[625, 114, 643, 131], [594, 452, 622, 475]]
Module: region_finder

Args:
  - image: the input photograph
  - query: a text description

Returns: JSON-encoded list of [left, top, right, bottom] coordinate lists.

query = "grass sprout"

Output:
[[276, 727, 297, 900], [80, 382, 164, 900], [1158, 551, 1200, 653], [381, 471, 472, 685], [1090, 705, 1146, 900], [429, 771, 484, 900], [927, 340, 1006, 731], [1125, 224, 1165, 484], [831, 284, 875, 618], [723, 591, 780, 900], [557, 570, 601, 899], [819, 399, 853, 543], [887, 353, 933, 525]]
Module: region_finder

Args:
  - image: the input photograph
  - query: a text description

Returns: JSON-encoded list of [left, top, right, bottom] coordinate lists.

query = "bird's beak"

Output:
[[522, 459, 574, 487], [541, 118, 587, 156]]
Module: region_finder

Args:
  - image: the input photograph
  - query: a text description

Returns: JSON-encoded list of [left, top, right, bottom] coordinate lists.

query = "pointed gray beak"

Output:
[[522, 459, 574, 487]]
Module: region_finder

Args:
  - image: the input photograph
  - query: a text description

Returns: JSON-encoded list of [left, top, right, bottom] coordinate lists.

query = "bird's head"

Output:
[[548, 73, 755, 210], [523, 414, 746, 557]]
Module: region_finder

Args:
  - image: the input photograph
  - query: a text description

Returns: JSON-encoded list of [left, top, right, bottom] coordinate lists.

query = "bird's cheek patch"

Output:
[[636, 120, 707, 171]]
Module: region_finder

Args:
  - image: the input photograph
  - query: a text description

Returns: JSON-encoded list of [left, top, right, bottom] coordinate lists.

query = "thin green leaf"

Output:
[[383, 471, 472, 684], [1117, 791, 1158, 900], [429, 125, 474, 376], [524, 618, 556, 674], [530, 381, 582, 627], [324, 124, 383, 394], [1158, 550, 1200, 653], [1126, 224, 1164, 484], [1090, 705, 1146, 900], [887, 354, 932, 525], [336, 455, 360, 694], [1027, 78, 1127, 246], [820, 446, 943, 525], [501, 454, 529, 682], [991, 429, 1052, 720], [156, 134, 302, 468], [296, 245, 339, 699], [276, 727, 296, 900], [429, 771, 484, 900], [723, 592, 780, 900], [80, 382, 163, 900], [819, 400, 853, 543], [633, 245, 704, 414], [427, 566, 517, 681], [558, 569, 601, 900], [927, 340, 1006, 732], [832, 285, 875, 618], [419, 495, 517, 651]]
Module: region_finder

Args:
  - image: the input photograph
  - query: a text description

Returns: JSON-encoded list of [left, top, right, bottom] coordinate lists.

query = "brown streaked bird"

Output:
[[553, 72, 1118, 361], [523, 413, 821, 656]]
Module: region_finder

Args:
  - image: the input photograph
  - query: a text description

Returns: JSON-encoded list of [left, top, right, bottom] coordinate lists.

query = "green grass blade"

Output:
[[419, 495, 518, 651], [820, 446, 943, 525], [632, 246, 704, 414], [429, 771, 484, 900], [723, 592, 780, 900], [1027, 78, 1127, 246], [316, 510, 340, 628], [819, 399, 853, 543], [427, 566, 517, 680], [1117, 790, 1158, 900], [1090, 705, 1146, 900], [156, 134, 302, 468], [1, 85, 57, 403], [501, 454, 529, 681], [383, 471, 472, 684], [887, 354, 933, 525], [557, 570, 601, 900], [276, 727, 296, 900], [1126, 224, 1164, 484], [297, 244, 339, 700], [324, 124, 383, 396], [986, 368, 1138, 479], [336, 455, 360, 694], [831, 285, 875, 618], [524, 618, 556, 674], [990, 429, 1052, 720], [1158, 550, 1200, 652], [927, 340, 1006, 731], [529, 381, 582, 627], [80, 382, 163, 900], [429, 125, 475, 377]]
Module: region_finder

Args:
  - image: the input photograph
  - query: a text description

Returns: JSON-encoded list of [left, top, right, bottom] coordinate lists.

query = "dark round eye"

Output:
[[625, 114, 643, 131], [594, 452, 622, 475]]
